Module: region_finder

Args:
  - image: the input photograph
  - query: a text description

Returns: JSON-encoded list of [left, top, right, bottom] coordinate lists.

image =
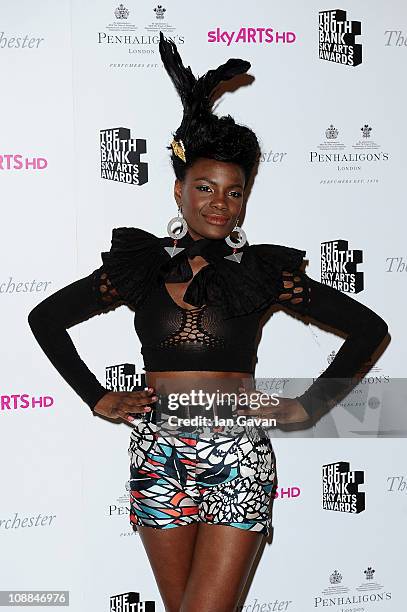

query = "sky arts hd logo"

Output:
[[208, 27, 296, 45], [319, 9, 362, 66]]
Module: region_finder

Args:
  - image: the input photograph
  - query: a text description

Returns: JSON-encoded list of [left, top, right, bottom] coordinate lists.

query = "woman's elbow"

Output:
[[27, 303, 48, 333], [367, 312, 389, 347]]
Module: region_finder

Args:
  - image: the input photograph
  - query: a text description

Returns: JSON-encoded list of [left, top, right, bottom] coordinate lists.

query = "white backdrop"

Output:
[[1, 1, 405, 610]]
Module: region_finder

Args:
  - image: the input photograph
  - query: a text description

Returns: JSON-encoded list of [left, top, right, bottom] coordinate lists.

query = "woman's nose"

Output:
[[210, 196, 229, 210]]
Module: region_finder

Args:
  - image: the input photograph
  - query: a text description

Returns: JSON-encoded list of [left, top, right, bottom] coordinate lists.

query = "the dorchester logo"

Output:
[[0, 31, 45, 49]]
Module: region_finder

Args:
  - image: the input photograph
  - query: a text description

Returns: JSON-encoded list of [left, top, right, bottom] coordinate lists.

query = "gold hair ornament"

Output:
[[171, 138, 186, 163]]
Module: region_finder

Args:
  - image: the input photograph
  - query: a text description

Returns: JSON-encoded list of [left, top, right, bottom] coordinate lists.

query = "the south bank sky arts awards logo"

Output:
[[110, 591, 155, 611], [100, 128, 148, 186], [105, 363, 146, 392], [104, 367, 146, 537], [314, 567, 392, 609], [322, 461, 365, 513], [321, 240, 363, 293], [319, 9, 362, 66]]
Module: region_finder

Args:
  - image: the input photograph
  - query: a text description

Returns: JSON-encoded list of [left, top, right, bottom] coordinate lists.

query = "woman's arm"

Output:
[[27, 266, 126, 411], [277, 271, 389, 417]]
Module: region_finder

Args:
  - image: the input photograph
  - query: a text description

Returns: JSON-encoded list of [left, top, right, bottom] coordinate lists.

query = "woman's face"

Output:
[[173, 157, 245, 241]]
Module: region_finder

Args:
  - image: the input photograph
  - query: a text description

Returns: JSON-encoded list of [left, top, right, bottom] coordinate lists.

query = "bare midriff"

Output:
[[145, 370, 255, 397]]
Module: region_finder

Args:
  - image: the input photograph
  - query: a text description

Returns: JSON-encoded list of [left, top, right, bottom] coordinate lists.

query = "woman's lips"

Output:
[[203, 214, 230, 226]]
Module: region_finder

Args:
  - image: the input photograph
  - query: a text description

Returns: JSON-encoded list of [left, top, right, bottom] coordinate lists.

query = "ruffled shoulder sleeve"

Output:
[[267, 244, 311, 314], [193, 241, 312, 319], [100, 227, 167, 309], [247, 243, 311, 315]]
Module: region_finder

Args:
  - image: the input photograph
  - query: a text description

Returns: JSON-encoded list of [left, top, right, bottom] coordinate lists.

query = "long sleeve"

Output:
[[276, 270, 389, 417], [27, 266, 127, 411]]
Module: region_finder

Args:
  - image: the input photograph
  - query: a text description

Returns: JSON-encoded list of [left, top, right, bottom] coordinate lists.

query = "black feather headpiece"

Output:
[[158, 31, 259, 180]]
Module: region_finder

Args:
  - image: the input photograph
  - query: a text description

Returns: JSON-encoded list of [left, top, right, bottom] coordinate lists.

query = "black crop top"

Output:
[[134, 280, 266, 373], [27, 227, 389, 418]]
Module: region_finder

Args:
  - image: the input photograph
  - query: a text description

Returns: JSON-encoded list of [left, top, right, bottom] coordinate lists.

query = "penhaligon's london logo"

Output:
[[314, 566, 392, 607], [100, 3, 182, 43], [317, 124, 345, 151], [154, 5, 166, 20], [353, 124, 382, 151], [114, 4, 129, 20], [330, 570, 343, 585], [325, 124, 338, 140], [105, 4, 137, 33], [146, 3, 175, 33], [310, 122, 389, 183]]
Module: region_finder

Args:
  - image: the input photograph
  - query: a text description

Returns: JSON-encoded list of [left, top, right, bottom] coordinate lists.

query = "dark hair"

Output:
[[159, 32, 260, 183]]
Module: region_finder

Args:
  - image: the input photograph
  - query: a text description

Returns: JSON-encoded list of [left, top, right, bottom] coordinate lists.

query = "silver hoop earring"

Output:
[[164, 207, 188, 258], [224, 219, 247, 263]]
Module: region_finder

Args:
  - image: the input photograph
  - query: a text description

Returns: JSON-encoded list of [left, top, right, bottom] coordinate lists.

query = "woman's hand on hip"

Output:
[[92, 387, 158, 423], [236, 387, 310, 425]]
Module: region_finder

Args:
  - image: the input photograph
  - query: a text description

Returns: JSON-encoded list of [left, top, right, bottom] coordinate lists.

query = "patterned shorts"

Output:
[[128, 416, 276, 536]]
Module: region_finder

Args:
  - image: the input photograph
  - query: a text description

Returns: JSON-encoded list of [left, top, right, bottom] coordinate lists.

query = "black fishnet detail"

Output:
[[278, 271, 307, 305], [91, 266, 122, 307], [158, 306, 226, 349]]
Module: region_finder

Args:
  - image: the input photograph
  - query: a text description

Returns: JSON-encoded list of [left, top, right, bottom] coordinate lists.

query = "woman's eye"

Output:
[[195, 185, 242, 197]]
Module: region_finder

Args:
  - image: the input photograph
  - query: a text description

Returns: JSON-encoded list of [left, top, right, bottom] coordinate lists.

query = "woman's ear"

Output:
[[173, 179, 182, 205]]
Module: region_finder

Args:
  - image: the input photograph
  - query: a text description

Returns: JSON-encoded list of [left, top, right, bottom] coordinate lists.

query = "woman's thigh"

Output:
[[128, 422, 202, 610], [137, 523, 199, 612], [181, 524, 264, 612]]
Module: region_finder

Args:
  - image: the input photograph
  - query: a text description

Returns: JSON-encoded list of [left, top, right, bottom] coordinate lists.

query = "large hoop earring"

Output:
[[224, 219, 247, 263], [164, 207, 188, 258]]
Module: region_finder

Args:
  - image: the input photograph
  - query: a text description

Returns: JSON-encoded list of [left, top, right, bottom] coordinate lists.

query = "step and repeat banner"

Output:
[[1, 1, 406, 610]]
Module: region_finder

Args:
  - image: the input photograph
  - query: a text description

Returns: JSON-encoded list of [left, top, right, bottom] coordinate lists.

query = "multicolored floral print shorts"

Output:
[[128, 418, 276, 536]]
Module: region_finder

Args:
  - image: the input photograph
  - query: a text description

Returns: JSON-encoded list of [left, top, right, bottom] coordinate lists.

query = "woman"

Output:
[[28, 33, 388, 612]]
